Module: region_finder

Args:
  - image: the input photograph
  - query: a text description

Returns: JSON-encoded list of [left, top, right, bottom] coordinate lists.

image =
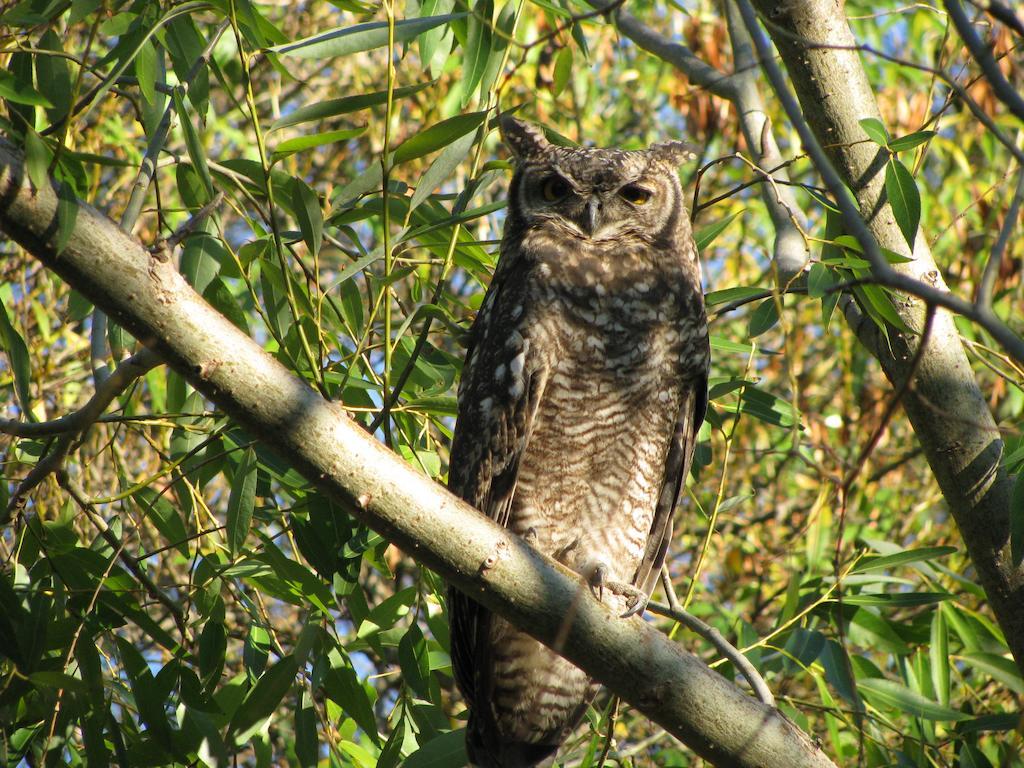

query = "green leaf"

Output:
[[0, 67, 52, 107], [173, 88, 214, 202], [884, 158, 921, 250], [55, 181, 78, 255], [272, 126, 367, 161], [134, 38, 158, 105], [552, 46, 573, 96], [229, 654, 300, 739], [958, 744, 995, 768], [840, 592, 952, 607], [325, 659, 380, 744], [398, 625, 430, 697], [960, 652, 1024, 695], [847, 608, 910, 655], [858, 117, 889, 146], [36, 31, 73, 122], [747, 298, 780, 338], [274, 14, 467, 58], [227, 447, 259, 557], [704, 285, 767, 307], [887, 130, 936, 153], [851, 546, 957, 573], [291, 178, 324, 258], [461, 0, 492, 107], [403, 729, 468, 768], [695, 210, 743, 252], [270, 83, 434, 132], [135, 487, 190, 557], [408, 129, 478, 213], [295, 691, 319, 768], [931, 608, 950, 707], [0, 286, 33, 417], [418, 0, 456, 74], [857, 678, 969, 721], [807, 262, 834, 299], [392, 111, 487, 165]]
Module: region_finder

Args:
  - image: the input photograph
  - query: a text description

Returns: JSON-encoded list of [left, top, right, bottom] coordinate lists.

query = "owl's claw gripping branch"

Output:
[[586, 563, 650, 618]]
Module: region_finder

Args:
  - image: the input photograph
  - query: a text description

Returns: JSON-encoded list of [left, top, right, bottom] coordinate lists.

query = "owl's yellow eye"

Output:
[[541, 176, 571, 202], [619, 185, 652, 205]]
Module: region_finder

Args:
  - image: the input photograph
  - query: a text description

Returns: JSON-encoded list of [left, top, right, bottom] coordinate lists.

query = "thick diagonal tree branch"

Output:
[[742, 0, 1024, 671], [0, 141, 837, 767]]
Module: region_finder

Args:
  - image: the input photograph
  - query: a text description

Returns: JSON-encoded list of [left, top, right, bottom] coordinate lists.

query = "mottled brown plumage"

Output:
[[448, 117, 710, 767]]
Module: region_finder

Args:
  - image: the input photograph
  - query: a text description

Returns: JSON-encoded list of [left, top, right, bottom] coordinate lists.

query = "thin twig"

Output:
[[945, 1, 1024, 124], [58, 472, 187, 637], [977, 161, 1024, 307], [735, 0, 1024, 366], [2, 349, 162, 519], [647, 597, 775, 707]]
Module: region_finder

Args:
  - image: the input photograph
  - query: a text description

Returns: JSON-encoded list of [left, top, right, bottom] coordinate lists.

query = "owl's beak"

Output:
[[584, 197, 602, 236]]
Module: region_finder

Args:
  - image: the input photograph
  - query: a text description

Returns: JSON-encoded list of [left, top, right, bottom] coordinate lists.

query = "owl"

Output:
[[447, 116, 710, 767]]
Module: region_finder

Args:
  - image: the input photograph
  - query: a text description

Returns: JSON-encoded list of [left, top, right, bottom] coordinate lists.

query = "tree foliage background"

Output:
[[1, 0, 1023, 765]]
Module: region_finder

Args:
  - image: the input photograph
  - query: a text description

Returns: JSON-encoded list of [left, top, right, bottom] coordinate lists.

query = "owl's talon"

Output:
[[585, 564, 648, 618]]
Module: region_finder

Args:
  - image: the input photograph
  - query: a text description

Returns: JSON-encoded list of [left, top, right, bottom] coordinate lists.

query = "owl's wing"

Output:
[[446, 256, 545, 708], [633, 373, 708, 597]]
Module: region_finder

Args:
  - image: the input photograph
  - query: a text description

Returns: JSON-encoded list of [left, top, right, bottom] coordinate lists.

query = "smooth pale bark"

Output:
[[748, 0, 1024, 670], [0, 141, 837, 766]]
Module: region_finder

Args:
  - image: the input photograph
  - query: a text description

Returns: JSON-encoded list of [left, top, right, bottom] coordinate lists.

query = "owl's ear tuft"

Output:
[[649, 140, 698, 167], [500, 115, 551, 160]]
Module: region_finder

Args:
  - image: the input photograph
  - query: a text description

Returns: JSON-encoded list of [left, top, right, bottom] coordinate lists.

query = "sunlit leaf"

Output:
[[857, 678, 969, 721], [884, 158, 920, 250], [392, 111, 487, 165], [859, 117, 889, 146], [274, 14, 467, 59]]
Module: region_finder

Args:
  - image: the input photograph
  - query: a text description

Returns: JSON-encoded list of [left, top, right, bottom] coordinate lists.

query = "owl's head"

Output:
[[500, 116, 696, 245]]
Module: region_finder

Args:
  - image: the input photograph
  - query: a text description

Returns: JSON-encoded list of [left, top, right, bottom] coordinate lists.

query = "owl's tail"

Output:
[[466, 726, 558, 768]]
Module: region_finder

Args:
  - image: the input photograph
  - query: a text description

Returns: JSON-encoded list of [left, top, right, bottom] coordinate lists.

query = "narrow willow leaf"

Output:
[[418, 0, 456, 68], [326, 660, 380, 744], [695, 209, 743, 252], [704, 285, 768, 307], [931, 608, 950, 707], [36, 30, 73, 122], [0, 288, 33, 417], [295, 691, 318, 768], [392, 111, 487, 165], [403, 729, 468, 768], [270, 82, 433, 132], [747, 298, 780, 338], [173, 88, 214, 201], [888, 130, 936, 153], [858, 117, 889, 146], [227, 447, 259, 557], [552, 46, 573, 96], [478, 1, 514, 101], [840, 592, 952, 607], [961, 652, 1024, 695], [272, 126, 366, 161], [885, 158, 921, 250], [408, 129, 478, 213], [0, 67, 52, 107], [55, 181, 78, 255], [229, 655, 300, 739], [291, 178, 323, 258], [857, 678, 968, 721], [851, 546, 957, 573], [134, 38, 158, 105], [807, 262, 834, 299], [461, 0, 493, 107], [274, 14, 466, 59]]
